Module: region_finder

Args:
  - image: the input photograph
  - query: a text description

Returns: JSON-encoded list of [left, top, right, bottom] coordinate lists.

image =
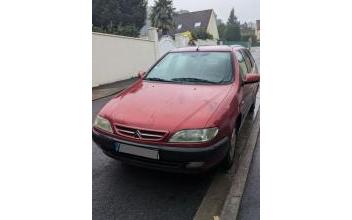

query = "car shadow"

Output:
[[92, 155, 216, 220]]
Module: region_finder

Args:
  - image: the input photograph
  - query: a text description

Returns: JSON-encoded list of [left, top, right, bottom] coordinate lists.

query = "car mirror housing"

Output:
[[243, 73, 260, 84], [138, 71, 146, 79]]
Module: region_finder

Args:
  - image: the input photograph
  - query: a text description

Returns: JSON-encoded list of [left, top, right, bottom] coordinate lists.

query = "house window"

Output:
[[194, 22, 201, 27], [177, 24, 182, 30]]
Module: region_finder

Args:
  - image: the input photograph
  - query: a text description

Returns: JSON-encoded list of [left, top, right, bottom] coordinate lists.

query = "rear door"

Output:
[[242, 49, 258, 74], [235, 50, 251, 117], [242, 49, 259, 104]]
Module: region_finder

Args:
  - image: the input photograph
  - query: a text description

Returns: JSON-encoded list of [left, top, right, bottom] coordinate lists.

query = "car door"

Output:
[[242, 49, 259, 105], [234, 50, 251, 117]]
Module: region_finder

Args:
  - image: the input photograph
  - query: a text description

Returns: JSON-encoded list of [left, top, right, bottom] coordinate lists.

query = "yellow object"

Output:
[[181, 31, 193, 40]]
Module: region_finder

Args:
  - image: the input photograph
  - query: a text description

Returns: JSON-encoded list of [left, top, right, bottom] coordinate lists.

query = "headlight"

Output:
[[169, 128, 218, 143], [94, 115, 113, 133]]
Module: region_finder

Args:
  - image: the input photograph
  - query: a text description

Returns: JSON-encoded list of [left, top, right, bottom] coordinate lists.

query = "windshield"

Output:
[[145, 52, 233, 84]]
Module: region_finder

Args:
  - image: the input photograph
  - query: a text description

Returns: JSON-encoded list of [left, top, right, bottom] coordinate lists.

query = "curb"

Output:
[[193, 108, 260, 220], [220, 110, 260, 220]]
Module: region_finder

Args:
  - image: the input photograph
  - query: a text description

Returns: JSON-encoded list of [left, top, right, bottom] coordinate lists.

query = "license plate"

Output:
[[116, 143, 159, 160]]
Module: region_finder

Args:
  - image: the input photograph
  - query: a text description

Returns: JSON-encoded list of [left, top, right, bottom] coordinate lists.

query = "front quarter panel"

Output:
[[205, 83, 241, 139]]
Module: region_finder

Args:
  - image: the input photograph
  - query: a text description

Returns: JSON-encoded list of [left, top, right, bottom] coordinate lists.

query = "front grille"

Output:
[[115, 124, 167, 141]]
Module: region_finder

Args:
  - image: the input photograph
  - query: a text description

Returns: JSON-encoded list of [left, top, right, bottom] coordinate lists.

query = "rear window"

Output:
[[145, 52, 233, 84]]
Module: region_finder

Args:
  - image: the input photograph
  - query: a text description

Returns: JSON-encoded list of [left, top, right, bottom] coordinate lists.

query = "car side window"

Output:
[[241, 50, 253, 73], [235, 51, 248, 79], [243, 49, 257, 72]]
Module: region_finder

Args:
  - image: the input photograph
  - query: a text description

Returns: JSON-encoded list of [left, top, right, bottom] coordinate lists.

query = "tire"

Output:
[[221, 127, 238, 170]]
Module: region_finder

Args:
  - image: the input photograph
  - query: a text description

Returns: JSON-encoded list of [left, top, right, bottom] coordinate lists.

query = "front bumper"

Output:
[[92, 129, 229, 173]]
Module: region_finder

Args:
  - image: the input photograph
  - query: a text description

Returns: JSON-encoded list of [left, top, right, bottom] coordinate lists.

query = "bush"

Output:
[[113, 25, 139, 37], [224, 24, 241, 41], [92, 25, 140, 37], [241, 35, 250, 41], [241, 35, 258, 43], [191, 28, 213, 40], [92, 26, 105, 33]]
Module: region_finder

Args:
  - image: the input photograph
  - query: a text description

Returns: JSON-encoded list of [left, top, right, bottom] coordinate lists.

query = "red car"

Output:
[[93, 45, 259, 173]]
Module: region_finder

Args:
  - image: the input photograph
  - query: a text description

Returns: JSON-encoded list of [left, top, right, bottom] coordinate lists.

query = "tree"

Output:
[[177, 9, 190, 14], [224, 8, 241, 41], [92, 0, 147, 37], [217, 19, 226, 41], [92, 0, 120, 28], [119, 0, 147, 30], [150, 0, 175, 35], [227, 8, 238, 26]]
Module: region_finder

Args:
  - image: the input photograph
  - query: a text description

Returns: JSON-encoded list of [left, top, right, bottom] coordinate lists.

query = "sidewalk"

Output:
[[220, 110, 260, 220], [92, 77, 138, 100]]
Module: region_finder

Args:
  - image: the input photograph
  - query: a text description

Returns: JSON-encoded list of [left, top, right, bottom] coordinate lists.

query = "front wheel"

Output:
[[221, 128, 238, 170]]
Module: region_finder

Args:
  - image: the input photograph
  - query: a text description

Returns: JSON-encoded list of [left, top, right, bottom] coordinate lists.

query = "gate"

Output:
[[158, 35, 176, 57]]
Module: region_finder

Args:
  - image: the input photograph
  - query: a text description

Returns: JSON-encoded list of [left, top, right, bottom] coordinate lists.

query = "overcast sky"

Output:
[[148, 0, 260, 23]]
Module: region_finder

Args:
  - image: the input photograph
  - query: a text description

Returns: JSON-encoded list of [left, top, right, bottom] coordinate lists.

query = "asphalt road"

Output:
[[238, 136, 260, 220], [92, 96, 216, 220]]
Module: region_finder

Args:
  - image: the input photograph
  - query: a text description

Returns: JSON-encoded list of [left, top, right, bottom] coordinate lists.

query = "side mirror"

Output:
[[243, 73, 260, 84], [138, 71, 146, 79]]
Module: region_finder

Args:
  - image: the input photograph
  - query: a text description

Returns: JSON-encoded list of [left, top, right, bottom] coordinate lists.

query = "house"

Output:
[[256, 20, 260, 41], [173, 9, 219, 40]]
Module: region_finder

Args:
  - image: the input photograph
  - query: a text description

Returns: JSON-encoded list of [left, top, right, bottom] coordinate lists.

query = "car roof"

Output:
[[170, 45, 246, 52]]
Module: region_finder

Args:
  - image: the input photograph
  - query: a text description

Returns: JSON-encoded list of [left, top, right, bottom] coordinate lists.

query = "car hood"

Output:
[[99, 80, 231, 132]]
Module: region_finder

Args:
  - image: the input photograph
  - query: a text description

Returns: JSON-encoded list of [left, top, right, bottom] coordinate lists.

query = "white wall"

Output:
[[158, 34, 190, 57], [92, 32, 157, 87], [159, 35, 175, 57], [175, 34, 189, 48]]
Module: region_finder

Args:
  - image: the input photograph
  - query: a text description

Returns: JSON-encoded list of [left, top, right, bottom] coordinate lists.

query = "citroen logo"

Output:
[[135, 130, 142, 139]]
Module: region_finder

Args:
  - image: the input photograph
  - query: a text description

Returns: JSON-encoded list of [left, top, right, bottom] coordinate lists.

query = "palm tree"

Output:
[[150, 0, 175, 35]]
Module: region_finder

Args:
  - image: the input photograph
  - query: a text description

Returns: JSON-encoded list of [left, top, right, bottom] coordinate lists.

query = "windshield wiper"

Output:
[[145, 77, 172, 82], [171, 77, 217, 84]]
